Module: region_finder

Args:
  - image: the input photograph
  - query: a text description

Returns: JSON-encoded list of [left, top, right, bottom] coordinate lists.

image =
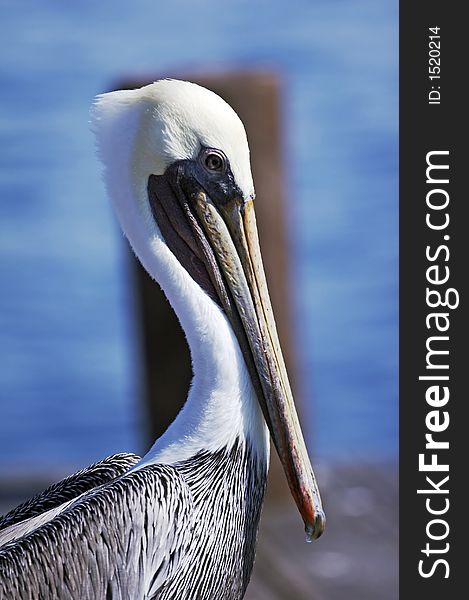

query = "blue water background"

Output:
[[0, 0, 398, 469]]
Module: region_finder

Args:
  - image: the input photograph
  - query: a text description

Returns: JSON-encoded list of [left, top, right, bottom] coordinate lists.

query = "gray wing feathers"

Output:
[[0, 453, 140, 532], [0, 465, 193, 600]]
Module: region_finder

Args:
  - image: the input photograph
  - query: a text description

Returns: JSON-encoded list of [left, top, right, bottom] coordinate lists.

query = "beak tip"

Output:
[[305, 510, 326, 542]]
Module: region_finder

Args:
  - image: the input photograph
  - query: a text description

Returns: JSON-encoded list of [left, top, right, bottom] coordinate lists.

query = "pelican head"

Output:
[[92, 79, 325, 540]]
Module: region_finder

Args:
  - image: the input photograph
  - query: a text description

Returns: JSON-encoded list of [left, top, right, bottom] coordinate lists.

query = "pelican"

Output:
[[0, 79, 325, 599]]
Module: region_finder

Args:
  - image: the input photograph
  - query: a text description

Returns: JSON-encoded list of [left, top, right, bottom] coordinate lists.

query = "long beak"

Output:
[[148, 168, 325, 540], [191, 190, 325, 540]]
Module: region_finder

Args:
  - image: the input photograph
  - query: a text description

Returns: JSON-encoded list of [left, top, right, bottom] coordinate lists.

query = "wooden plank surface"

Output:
[[247, 463, 398, 600]]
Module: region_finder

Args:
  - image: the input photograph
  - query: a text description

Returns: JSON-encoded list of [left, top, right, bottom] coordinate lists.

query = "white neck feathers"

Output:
[[91, 83, 268, 468]]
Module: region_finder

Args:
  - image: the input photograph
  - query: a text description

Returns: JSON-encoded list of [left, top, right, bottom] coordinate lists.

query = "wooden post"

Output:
[[118, 71, 298, 501]]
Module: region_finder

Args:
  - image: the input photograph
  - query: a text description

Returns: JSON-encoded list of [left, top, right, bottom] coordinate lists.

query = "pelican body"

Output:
[[0, 80, 324, 599]]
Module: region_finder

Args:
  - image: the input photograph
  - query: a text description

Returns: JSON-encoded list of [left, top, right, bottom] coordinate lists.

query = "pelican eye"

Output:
[[203, 150, 226, 173]]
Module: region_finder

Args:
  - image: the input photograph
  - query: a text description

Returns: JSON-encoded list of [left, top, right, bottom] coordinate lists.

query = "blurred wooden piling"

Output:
[[116, 71, 297, 501]]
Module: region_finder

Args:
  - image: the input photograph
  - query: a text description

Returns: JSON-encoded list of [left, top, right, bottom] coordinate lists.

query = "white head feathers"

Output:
[[91, 79, 254, 201], [90, 80, 267, 461]]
